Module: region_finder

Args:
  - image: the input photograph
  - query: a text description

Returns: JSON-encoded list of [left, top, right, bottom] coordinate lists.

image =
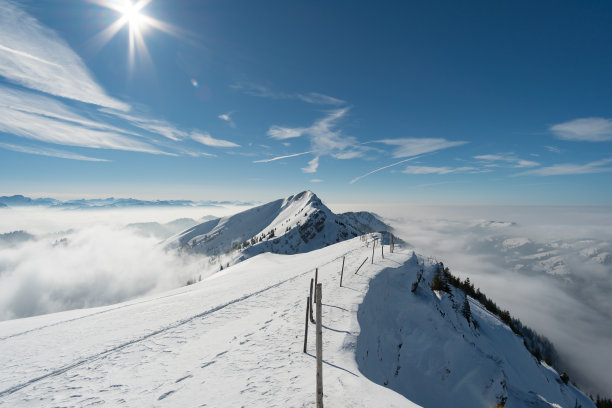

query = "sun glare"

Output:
[[121, 1, 145, 31], [89, 0, 176, 72]]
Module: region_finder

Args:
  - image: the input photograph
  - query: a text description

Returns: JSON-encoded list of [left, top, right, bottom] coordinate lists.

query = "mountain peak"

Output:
[[166, 191, 391, 264]]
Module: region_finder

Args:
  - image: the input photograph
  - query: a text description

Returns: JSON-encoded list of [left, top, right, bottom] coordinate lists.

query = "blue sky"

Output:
[[0, 0, 611, 204]]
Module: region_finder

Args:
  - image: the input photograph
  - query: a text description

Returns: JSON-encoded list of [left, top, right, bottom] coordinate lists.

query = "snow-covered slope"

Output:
[[356, 253, 594, 407], [0, 234, 593, 407], [165, 190, 393, 260]]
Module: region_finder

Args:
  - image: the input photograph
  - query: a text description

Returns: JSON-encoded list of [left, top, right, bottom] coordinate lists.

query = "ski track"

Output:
[[0, 246, 364, 400]]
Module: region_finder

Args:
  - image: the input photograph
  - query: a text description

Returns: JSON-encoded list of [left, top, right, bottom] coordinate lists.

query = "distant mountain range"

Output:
[[0, 195, 256, 209]]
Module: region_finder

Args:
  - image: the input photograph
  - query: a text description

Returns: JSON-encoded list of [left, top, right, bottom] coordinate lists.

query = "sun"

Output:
[[89, 0, 176, 72], [121, 1, 146, 31]]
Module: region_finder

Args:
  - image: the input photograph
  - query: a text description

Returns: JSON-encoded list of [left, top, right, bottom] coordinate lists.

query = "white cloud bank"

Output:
[[0, 225, 201, 321]]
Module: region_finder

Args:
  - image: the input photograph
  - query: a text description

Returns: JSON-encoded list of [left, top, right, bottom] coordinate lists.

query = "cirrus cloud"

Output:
[[0, 0, 129, 111], [191, 132, 240, 148], [550, 118, 612, 142]]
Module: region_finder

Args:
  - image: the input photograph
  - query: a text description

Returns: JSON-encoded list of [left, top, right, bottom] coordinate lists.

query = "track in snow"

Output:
[[0, 246, 364, 399]]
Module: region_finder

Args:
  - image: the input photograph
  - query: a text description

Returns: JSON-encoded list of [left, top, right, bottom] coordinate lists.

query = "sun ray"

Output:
[[87, 0, 174, 73]]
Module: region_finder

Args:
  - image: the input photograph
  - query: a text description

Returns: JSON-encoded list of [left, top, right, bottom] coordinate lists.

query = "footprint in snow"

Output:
[[201, 361, 215, 368], [175, 374, 193, 383], [158, 390, 176, 400]]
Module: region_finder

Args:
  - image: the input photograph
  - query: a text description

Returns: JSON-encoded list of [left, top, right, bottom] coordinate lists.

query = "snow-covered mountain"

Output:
[[0, 192, 598, 407], [166, 190, 393, 260], [356, 254, 593, 407], [0, 234, 593, 407]]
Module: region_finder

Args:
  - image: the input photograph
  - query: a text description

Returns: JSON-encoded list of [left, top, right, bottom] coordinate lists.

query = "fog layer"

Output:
[[330, 203, 612, 396], [0, 207, 242, 321]]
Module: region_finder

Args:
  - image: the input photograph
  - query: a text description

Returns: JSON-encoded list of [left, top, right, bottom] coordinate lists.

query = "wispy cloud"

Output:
[[402, 165, 479, 175], [350, 157, 420, 184], [231, 82, 345, 105], [267, 126, 307, 140], [516, 158, 612, 176], [253, 151, 312, 163], [378, 138, 468, 158], [310, 179, 323, 183], [191, 132, 240, 148], [0, 1, 241, 161], [333, 151, 365, 159], [100, 109, 188, 142], [262, 108, 365, 171], [269, 108, 359, 155], [0, 1, 129, 111], [550, 118, 612, 142], [301, 156, 319, 173], [218, 112, 235, 128], [545, 145, 562, 154], [474, 153, 540, 168], [0, 86, 169, 154], [0, 142, 109, 162], [295, 92, 345, 106]]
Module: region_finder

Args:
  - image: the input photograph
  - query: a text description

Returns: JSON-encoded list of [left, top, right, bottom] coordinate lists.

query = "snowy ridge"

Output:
[[0, 233, 594, 407], [356, 252, 594, 407], [165, 190, 394, 261]]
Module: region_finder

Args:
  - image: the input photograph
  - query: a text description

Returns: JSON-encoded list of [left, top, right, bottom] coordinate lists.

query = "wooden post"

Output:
[[314, 268, 319, 289], [339, 256, 345, 287], [381, 243, 384, 259], [371, 241, 375, 264], [309, 278, 315, 323], [315, 283, 323, 408], [355, 257, 368, 274], [303, 296, 310, 353], [390, 233, 394, 253]]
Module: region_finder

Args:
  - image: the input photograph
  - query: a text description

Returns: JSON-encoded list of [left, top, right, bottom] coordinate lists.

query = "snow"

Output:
[[0, 236, 419, 407], [0, 191, 598, 407], [0, 233, 594, 407], [501, 237, 531, 249], [354, 253, 594, 407]]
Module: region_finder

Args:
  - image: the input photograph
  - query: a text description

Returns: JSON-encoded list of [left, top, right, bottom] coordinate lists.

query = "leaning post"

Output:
[[339, 256, 345, 287]]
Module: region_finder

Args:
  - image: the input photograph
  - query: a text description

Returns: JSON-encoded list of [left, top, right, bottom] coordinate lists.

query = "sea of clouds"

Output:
[[1, 202, 610, 395], [0, 206, 243, 321], [332, 203, 612, 397]]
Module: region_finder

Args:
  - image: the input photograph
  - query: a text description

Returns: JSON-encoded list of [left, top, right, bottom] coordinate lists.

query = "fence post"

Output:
[[304, 296, 310, 353], [314, 268, 319, 289], [390, 233, 394, 253], [339, 256, 345, 287], [309, 278, 315, 323], [315, 283, 323, 408], [371, 241, 375, 264], [381, 243, 384, 259]]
